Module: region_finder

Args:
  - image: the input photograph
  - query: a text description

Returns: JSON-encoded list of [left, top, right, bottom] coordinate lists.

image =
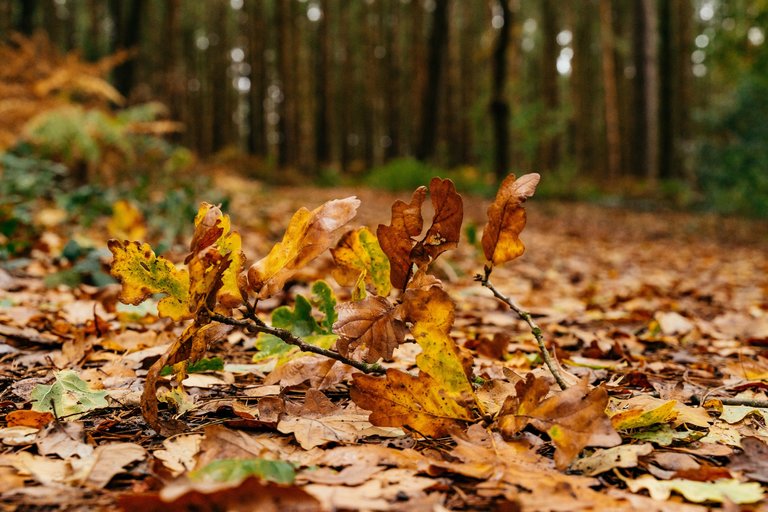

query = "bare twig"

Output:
[[209, 312, 385, 375], [475, 271, 568, 390], [696, 396, 768, 409]]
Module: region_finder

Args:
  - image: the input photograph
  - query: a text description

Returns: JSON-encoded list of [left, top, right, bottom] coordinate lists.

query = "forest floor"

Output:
[[1, 176, 768, 511]]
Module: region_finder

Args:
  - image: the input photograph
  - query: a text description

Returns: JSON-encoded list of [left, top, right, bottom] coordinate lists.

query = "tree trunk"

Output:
[[16, 0, 37, 35], [599, 0, 621, 181], [490, 0, 512, 181], [639, 0, 659, 181], [539, 0, 559, 172], [275, 0, 292, 168], [110, 0, 145, 100], [314, 0, 330, 168], [247, 0, 267, 157], [415, 0, 449, 161]]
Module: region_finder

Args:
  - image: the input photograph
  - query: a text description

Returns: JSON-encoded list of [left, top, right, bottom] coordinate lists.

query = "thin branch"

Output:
[[475, 272, 568, 390], [696, 396, 768, 409], [209, 312, 385, 375]]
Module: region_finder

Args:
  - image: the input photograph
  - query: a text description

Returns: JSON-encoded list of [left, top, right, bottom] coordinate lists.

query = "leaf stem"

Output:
[[209, 312, 385, 375], [475, 273, 568, 390]]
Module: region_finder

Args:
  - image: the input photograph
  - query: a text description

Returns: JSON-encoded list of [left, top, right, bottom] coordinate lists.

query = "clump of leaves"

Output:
[[108, 173, 615, 467]]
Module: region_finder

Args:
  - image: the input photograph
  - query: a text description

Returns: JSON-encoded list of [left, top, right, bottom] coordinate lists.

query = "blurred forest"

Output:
[[2, 0, 768, 216]]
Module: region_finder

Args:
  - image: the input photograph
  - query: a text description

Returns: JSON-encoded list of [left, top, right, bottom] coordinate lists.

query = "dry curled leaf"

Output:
[[498, 374, 621, 469], [376, 186, 426, 291], [330, 227, 391, 297], [481, 172, 540, 267], [333, 295, 406, 363]]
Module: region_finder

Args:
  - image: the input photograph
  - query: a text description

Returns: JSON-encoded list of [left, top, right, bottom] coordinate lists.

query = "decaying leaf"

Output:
[[481, 172, 540, 267], [331, 227, 391, 296], [498, 374, 621, 469], [107, 199, 146, 241], [30, 370, 109, 419], [610, 395, 711, 430], [190, 458, 296, 485], [729, 437, 768, 483], [5, 410, 54, 429], [247, 197, 360, 298], [333, 295, 406, 362]]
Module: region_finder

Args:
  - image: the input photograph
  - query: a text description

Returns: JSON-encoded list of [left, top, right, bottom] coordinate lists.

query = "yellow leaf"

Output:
[[331, 227, 391, 297], [351, 286, 479, 436], [611, 400, 678, 431], [481, 173, 540, 267], [107, 200, 146, 241], [248, 197, 360, 298], [351, 369, 475, 437], [108, 240, 190, 321]]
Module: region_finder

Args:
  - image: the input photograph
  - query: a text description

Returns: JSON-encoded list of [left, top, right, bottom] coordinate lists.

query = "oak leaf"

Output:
[[498, 374, 621, 469], [377, 178, 464, 291], [481, 172, 540, 267], [351, 286, 478, 436], [376, 186, 426, 291], [331, 227, 391, 297], [333, 295, 406, 363], [107, 199, 146, 241], [108, 239, 190, 321], [247, 197, 360, 298]]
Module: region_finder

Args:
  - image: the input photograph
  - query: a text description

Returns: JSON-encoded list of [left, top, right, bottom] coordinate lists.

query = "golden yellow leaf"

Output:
[[107, 200, 146, 241], [248, 197, 360, 298], [107, 240, 191, 321]]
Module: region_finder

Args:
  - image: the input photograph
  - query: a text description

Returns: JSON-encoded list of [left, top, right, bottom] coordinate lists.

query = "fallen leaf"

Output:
[[330, 227, 391, 296], [729, 436, 768, 483], [481, 172, 540, 267], [333, 295, 406, 362], [107, 199, 146, 241], [69, 442, 146, 488], [570, 443, 654, 475], [30, 370, 109, 419], [0, 426, 39, 446], [248, 197, 360, 298], [624, 475, 764, 504], [153, 434, 204, 477], [119, 476, 320, 512], [5, 410, 54, 428], [190, 458, 295, 485], [498, 375, 621, 469], [35, 422, 93, 459], [720, 404, 768, 424]]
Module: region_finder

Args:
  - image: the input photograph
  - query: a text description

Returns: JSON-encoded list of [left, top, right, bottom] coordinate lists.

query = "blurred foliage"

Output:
[[364, 157, 495, 195]]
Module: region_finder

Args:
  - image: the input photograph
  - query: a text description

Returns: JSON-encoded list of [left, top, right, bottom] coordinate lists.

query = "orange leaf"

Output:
[[5, 410, 54, 428], [481, 172, 540, 267], [333, 296, 406, 363]]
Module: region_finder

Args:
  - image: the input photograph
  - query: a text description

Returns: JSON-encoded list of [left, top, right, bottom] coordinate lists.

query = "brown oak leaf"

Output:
[[498, 374, 621, 469], [376, 186, 426, 291], [410, 177, 463, 269], [333, 295, 406, 363]]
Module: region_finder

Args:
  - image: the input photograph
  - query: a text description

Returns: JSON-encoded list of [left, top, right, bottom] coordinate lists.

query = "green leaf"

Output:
[[190, 458, 295, 485], [160, 357, 224, 376], [311, 280, 337, 333], [30, 370, 109, 418], [271, 295, 318, 337]]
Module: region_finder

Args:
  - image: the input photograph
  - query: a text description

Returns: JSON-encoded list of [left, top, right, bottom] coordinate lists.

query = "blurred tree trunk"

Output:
[[109, 0, 145, 100], [336, 2, 351, 172], [408, 0, 425, 156], [599, 0, 621, 181], [675, 0, 693, 184], [247, 0, 267, 157], [490, 0, 512, 181], [415, 0, 449, 161], [275, 0, 292, 167], [571, 1, 598, 176], [210, 0, 231, 153], [539, 0, 559, 172], [16, 0, 36, 35], [314, 0, 330, 168], [457, 1, 477, 165], [633, 0, 659, 181], [383, 1, 400, 160]]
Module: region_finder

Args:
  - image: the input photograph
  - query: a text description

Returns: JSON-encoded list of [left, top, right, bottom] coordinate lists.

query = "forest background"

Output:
[[2, 0, 768, 217]]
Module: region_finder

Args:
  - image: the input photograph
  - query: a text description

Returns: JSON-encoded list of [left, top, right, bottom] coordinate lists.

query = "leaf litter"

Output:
[[1, 173, 768, 510]]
